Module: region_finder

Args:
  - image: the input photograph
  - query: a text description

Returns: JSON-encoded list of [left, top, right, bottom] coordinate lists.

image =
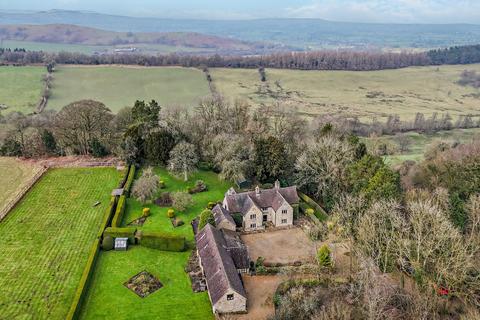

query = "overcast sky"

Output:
[[1, 0, 480, 24]]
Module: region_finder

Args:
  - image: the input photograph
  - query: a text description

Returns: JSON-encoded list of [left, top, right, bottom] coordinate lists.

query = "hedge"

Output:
[[138, 231, 186, 252], [111, 195, 126, 227], [298, 191, 328, 221], [124, 165, 136, 197], [96, 196, 117, 238], [118, 165, 131, 189], [66, 238, 100, 320], [103, 227, 137, 244]]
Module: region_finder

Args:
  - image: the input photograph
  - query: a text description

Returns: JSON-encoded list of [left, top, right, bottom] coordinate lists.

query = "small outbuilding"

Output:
[[115, 237, 128, 251]]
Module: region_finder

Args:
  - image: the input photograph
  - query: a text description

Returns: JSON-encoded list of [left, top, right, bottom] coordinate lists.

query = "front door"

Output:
[[263, 214, 268, 222]]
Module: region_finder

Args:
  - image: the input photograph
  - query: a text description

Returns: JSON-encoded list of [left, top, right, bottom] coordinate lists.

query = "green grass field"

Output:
[[79, 168, 230, 319], [367, 128, 480, 165], [122, 168, 231, 242], [211, 64, 480, 121], [79, 247, 213, 320], [1, 40, 213, 55], [47, 66, 211, 112], [0, 157, 41, 213], [0, 65, 44, 114], [0, 167, 120, 319]]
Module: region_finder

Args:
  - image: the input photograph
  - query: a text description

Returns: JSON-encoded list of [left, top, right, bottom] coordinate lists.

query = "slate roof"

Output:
[[212, 204, 235, 227], [222, 229, 250, 270], [196, 224, 247, 305], [225, 185, 299, 216]]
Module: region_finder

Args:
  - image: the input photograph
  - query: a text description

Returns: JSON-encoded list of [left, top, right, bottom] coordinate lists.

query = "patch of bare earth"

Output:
[[241, 227, 316, 265], [227, 275, 284, 320]]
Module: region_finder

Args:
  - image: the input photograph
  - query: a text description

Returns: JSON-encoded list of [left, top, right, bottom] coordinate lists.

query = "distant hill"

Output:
[[0, 24, 283, 54], [1, 10, 480, 50]]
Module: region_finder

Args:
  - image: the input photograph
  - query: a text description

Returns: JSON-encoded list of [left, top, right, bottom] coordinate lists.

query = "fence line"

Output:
[[0, 166, 48, 222]]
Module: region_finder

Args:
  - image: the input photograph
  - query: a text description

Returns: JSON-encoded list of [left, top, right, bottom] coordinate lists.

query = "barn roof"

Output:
[[195, 224, 246, 305], [212, 204, 235, 227]]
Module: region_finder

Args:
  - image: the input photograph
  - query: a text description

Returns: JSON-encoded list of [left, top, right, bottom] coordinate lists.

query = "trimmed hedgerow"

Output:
[[96, 196, 117, 238], [124, 165, 136, 197], [111, 195, 126, 227], [103, 227, 137, 244], [137, 231, 186, 252], [66, 238, 100, 320], [298, 191, 328, 221]]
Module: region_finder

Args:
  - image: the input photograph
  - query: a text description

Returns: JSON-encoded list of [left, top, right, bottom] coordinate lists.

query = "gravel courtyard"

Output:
[[241, 227, 316, 265]]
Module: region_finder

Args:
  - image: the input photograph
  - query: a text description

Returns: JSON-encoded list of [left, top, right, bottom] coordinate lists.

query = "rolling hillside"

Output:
[[0, 24, 275, 53], [1, 10, 480, 50]]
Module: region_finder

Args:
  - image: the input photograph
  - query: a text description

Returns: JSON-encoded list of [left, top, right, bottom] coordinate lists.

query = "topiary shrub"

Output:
[[317, 244, 333, 268], [142, 207, 151, 217], [305, 208, 315, 216], [207, 201, 217, 209], [102, 235, 114, 251], [167, 209, 175, 218], [198, 209, 215, 230]]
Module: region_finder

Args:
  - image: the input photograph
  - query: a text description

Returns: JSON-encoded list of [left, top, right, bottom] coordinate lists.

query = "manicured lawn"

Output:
[[0, 157, 41, 213], [0, 65, 44, 114], [122, 168, 231, 242], [0, 167, 120, 319], [48, 66, 210, 112], [211, 64, 480, 121], [79, 168, 231, 319], [79, 247, 214, 320]]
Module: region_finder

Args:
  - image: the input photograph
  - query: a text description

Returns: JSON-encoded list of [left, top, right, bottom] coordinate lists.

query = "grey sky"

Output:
[[1, 0, 479, 23]]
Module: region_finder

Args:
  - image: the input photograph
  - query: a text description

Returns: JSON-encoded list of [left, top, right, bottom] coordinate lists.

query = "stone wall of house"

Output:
[[273, 202, 294, 227], [243, 206, 263, 231], [213, 289, 247, 314]]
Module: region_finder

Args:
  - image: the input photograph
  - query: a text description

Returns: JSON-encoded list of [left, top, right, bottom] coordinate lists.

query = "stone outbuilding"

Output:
[[196, 224, 247, 314]]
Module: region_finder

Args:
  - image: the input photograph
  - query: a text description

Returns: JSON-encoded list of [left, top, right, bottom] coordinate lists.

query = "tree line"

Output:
[[2, 44, 480, 71]]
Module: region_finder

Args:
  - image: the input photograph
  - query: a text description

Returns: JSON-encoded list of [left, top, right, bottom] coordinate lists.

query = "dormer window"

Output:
[[282, 209, 287, 214], [227, 293, 234, 300]]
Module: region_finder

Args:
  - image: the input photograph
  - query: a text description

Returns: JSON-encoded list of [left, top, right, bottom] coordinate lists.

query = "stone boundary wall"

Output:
[[0, 166, 48, 222]]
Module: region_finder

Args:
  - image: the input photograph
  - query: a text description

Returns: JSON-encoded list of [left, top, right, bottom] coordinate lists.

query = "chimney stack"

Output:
[[274, 180, 280, 189], [255, 185, 260, 196]]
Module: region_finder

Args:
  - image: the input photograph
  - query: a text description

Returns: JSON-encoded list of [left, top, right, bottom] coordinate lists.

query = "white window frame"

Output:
[[250, 223, 256, 228], [282, 209, 287, 214], [250, 214, 256, 219], [281, 219, 287, 224]]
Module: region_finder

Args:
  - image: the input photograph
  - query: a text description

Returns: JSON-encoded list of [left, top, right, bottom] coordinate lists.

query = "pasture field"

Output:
[[0, 65, 44, 114], [0, 157, 41, 214], [47, 66, 210, 112], [1, 40, 213, 55], [368, 128, 480, 165], [79, 168, 229, 319], [0, 167, 120, 319], [211, 64, 480, 121]]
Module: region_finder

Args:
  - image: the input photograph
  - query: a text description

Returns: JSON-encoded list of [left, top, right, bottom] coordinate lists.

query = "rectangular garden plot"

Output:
[[0, 167, 120, 319]]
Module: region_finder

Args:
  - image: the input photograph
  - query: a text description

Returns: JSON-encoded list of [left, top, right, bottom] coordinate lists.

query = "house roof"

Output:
[[221, 229, 250, 270], [225, 186, 299, 215], [195, 224, 246, 305], [212, 204, 235, 227]]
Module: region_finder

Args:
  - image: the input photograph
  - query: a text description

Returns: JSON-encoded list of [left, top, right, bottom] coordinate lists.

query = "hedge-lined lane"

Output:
[[0, 167, 120, 319]]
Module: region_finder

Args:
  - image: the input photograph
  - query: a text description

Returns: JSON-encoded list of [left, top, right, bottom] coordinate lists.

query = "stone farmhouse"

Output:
[[222, 180, 299, 231], [196, 224, 248, 314]]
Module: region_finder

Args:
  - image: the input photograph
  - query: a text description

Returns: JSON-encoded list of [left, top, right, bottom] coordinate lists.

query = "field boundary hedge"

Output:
[[123, 165, 136, 196], [66, 238, 100, 320], [104, 227, 136, 243], [0, 166, 48, 223], [138, 231, 186, 252]]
